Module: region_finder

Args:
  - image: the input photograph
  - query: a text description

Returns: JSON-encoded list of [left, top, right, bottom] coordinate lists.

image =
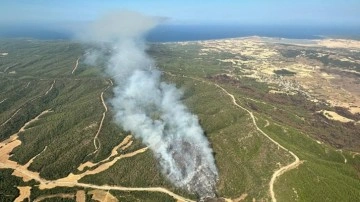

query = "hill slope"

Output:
[[0, 38, 360, 201]]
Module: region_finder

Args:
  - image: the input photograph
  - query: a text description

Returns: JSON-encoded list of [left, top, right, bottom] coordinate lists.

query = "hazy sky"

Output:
[[1, 0, 360, 26]]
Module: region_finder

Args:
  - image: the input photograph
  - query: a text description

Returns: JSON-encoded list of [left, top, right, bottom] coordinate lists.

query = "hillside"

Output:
[[0, 37, 360, 202]]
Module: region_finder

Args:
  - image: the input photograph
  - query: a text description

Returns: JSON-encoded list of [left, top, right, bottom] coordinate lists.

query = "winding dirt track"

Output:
[[337, 149, 347, 164], [0, 98, 7, 104], [78, 135, 133, 172], [91, 91, 107, 154], [1, 108, 21, 126], [44, 80, 56, 95], [72, 57, 80, 74], [24, 81, 31, 88], [214, 84, 301, 202], [89, 80, 113, 156], [165, 72, 301, 202], [1, 80, 54, 127], [24, 146, 47, 169]]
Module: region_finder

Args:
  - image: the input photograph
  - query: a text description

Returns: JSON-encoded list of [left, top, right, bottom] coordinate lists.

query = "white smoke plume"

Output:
[[81, 11, 218, 199]]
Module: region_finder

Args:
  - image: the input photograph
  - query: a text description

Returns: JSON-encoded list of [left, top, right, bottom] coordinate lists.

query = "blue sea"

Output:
[[0, 24, 359, 41], [146, 24, 360, 42]]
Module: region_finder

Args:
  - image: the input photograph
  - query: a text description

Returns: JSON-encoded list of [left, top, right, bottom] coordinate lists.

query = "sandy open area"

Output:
[[197, 37, 360, 121], [319, 110, 356, 123], [76, 190, 86, 202], [89, 190, 118, 202], [14, 186, 31, 202]]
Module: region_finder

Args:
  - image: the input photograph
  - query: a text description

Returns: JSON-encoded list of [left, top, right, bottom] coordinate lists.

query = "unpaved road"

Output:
[[214, 83, 301, 202], [79, 135, 132, 172], [89, 80, 113, 156], [76, 183, 195, 202], [44, 80, 56, 95], [91, 91, 107, 154], [0, 98, 7, 104], [24, 146, 47, 169], [72, 57, 80, 74], [1, 80, 54, 127], [337, 149, 347, 164], [1, 108, 21, 126], [1, 80, 55, 127], [25, 81, 31, 88]]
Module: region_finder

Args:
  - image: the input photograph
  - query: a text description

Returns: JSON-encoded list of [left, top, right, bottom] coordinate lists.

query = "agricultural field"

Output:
[[0, 37, 360, 202]]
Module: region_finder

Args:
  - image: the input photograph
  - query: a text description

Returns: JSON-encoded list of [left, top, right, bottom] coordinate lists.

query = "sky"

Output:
[[1, 0, 360, 26]]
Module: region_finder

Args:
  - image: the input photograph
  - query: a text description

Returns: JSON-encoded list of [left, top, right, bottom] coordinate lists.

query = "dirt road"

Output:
[[72, 57, 80, 74], [0, 98, 7, 104], [91, 91, 107, 154], [214, 83, 301, 202], [25, 81, 31, 88], [1, 108, 21, 126], [89, 80, 113, 156], [44, 80, 56, 95]]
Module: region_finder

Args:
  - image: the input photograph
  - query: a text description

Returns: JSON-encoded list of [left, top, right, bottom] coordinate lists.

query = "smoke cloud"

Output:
[[81, 11, 218, 199]]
